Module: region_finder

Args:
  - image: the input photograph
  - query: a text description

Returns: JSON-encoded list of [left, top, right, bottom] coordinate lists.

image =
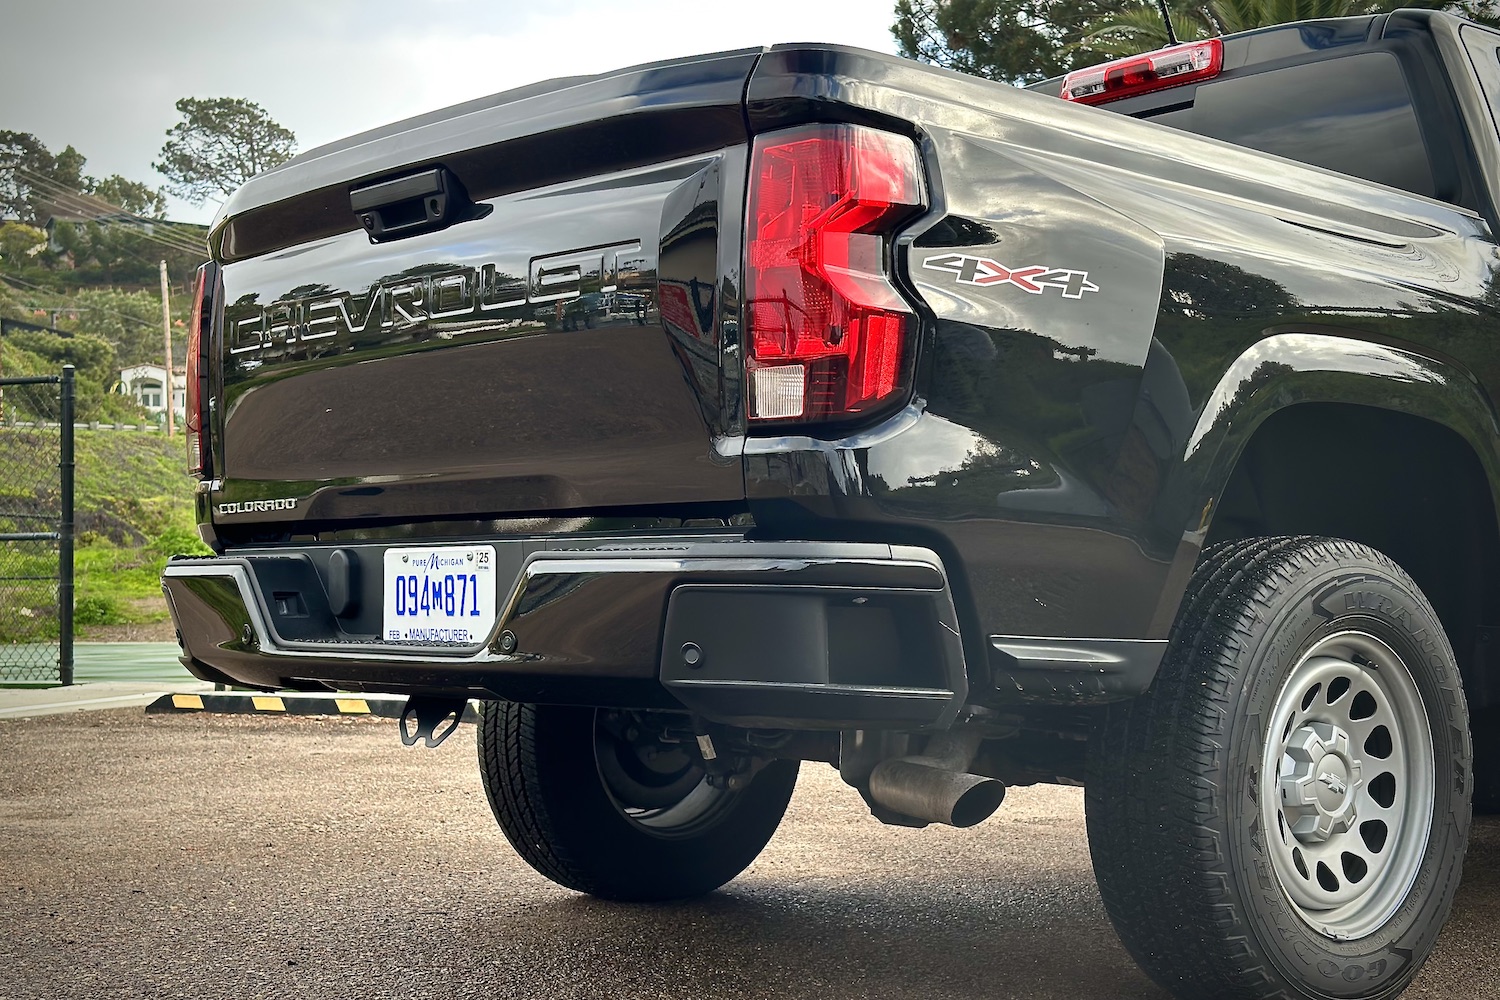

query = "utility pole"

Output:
[[159, 259, 174, 437]]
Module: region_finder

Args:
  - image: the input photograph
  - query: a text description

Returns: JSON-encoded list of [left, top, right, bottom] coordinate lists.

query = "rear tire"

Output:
[[477, 700, 799, 901], [1088, 536, 1471, 1000]]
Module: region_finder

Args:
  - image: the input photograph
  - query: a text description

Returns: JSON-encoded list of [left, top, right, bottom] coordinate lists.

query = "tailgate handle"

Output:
[[350, 166, 482, 242]]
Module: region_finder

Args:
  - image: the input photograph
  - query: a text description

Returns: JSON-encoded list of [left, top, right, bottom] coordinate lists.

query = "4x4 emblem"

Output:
[[922, 253, 1099, 299]]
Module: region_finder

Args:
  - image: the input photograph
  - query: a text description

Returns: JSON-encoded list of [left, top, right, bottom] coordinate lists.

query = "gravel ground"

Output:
[[1, 710, 1495, 1000]]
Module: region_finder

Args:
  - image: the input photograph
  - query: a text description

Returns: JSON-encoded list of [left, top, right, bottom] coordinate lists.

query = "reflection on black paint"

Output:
[[912, 216, 1003, 248], [214, 153, 744, 526], [1190, 52, 1436, 198], [1161, 255, 1298, 319], [658, 158, 726, 433]]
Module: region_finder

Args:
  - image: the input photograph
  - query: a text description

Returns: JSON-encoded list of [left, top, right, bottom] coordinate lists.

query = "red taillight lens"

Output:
[[185, 264, 210, 476], [1060, 38, 1223, 105], [744, 123, 926, 423]]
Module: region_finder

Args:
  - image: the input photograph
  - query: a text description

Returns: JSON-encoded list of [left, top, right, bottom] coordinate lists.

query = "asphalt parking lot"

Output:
[[1, 710, 1496, 1000]]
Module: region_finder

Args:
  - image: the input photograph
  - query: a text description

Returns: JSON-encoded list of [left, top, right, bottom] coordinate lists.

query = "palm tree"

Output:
[[1076, 5, 1214, 56]]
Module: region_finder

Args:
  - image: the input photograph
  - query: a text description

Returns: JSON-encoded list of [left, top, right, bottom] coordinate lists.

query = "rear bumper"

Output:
[[161, 537, 969, 730]]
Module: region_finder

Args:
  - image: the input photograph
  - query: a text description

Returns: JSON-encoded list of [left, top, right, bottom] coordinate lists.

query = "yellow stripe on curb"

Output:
[[171, 693, 204, 710], [335, 698, 370, 715], [251, 695, 286, 712]]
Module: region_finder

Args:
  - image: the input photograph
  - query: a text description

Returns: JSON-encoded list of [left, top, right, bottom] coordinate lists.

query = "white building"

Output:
[[119, 364, 186, 417]]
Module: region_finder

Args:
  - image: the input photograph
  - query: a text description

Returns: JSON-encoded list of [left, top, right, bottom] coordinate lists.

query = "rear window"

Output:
[[1145, 51, 1435, 198]]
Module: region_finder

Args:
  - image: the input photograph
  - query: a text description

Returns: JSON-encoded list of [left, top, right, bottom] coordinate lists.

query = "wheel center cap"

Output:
[[1279, 721, 1363, 843]]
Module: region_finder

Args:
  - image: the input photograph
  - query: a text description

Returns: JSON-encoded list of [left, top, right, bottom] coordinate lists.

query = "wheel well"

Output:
[[1205, 403, 1500, 710]]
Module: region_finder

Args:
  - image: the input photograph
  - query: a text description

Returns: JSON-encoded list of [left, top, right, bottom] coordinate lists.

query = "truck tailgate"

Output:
[[207, 51, 756, 529]]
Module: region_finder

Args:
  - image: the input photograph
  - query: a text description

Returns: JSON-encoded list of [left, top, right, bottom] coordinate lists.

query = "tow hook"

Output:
[[398, 695, 468, 748]]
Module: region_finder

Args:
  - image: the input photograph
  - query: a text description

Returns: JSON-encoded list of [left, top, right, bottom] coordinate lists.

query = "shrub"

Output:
[[73, 594, 124, 626]]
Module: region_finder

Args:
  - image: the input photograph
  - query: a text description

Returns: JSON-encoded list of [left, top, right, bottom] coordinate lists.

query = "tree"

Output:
[[1454, 0, 1500, 26], [87, 175, 166, 217], [153, 97, 296, 204], [0, 326, 157, 424], [1071, 3, 1216, 56], [0, 131, 86, 224], [0, 133, 203, 290], [64, 288, 182, 368], [6, 328, 116, 378], [1, 131, 169, 225], [0, 223, 47, 268], [892, 0, 1126, 84], [0, 279, 23, 322]]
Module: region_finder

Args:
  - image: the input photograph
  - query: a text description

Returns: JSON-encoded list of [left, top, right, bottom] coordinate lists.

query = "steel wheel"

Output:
[[593, 711, 738, 838], [1260, 629, 1435, 941]]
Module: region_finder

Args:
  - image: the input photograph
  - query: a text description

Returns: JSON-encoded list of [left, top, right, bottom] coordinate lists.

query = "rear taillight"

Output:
[[744, 123, 926, 423], [185, 263, 213, 476], [1060, 38, 1223, 105]]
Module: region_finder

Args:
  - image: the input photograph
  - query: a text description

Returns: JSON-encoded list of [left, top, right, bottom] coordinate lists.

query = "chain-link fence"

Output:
[[0, 367, 74, 685]]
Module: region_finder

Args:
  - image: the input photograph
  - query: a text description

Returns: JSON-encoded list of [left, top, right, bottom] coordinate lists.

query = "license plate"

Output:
[[381, 545, 498, 644]]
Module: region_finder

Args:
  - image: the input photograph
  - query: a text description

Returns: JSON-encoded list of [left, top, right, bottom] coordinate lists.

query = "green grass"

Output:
[[0, 429, 209, 641]]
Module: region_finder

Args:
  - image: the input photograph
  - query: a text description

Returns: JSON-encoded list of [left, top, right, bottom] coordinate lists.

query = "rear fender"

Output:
[[1149, 329, 1500, 633]]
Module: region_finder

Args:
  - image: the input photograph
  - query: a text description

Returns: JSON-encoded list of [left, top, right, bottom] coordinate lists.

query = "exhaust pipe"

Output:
[[866, 732, 1006, 828]]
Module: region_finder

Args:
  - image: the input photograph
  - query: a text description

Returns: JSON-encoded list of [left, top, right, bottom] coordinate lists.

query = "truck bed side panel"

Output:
[[742, 45, 1500, 658]]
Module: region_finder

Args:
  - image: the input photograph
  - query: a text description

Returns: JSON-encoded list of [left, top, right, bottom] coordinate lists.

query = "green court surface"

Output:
[[72, 642, 194, 685], [0, 642, 194, 688]]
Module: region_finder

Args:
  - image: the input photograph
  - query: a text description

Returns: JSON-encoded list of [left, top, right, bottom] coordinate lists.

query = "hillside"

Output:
[[0, 428, 208, 642]]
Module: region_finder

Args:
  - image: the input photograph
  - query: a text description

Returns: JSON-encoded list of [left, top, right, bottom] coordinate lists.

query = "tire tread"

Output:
[[478, 700, 597, 893]]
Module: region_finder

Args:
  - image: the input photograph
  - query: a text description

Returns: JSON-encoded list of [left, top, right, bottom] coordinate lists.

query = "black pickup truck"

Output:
[[164, 10, 1500, 998]]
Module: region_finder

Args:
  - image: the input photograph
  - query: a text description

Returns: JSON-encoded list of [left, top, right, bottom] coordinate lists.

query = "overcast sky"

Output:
[[0, 0, 902, 225]]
